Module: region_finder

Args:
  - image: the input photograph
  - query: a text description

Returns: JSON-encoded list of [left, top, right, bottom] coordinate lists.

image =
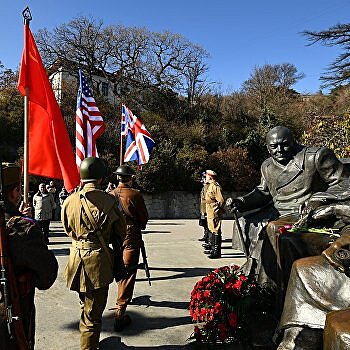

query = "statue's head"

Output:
[[266, 126, 297, 165]]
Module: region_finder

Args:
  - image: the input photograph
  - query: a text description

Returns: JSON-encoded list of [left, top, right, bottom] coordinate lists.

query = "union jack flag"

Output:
[[121, 104, 133, 136], [122, 105, 155, 167], [75, 69, 105, 167]]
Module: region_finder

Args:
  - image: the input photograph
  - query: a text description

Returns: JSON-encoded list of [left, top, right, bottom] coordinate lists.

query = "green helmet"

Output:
[[80, 157, 107, 182], [114, 165, 134, 177]]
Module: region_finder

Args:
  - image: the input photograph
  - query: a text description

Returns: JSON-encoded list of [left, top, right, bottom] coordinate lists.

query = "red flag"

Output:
[[17, 23, 80, 192]]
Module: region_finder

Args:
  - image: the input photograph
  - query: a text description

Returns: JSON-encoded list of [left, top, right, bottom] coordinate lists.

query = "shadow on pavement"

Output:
[[62, 310, 192, 336], [147, 222, 185, 226], [50, 248, 70, 256], [130, 295, 189, 310], [48, 231, 67, 237], [48, 240, 71, 246], [142, 230, 172, 234], [100, 336, 196, 349], [136, 266, 212, 284]]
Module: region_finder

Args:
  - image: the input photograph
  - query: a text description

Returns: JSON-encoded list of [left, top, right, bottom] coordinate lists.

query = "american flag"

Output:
[[76, 69, 105, 167], [122, 106, 155, 167]]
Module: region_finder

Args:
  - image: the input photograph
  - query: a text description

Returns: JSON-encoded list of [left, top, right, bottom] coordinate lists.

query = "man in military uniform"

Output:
[[204, 170, 225, 259], [61, 157, 126, 350], [110, 165, 149, 331], [0, 164, 58, 350], [198, 171, 210, 248]]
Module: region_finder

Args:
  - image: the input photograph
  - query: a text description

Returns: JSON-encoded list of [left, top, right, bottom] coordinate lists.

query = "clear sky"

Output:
[[2, 0, 350, 94]]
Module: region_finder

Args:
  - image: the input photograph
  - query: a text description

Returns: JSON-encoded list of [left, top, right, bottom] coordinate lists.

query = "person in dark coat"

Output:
[[0, 163, 58, 350], [111, 165, 149, 331]]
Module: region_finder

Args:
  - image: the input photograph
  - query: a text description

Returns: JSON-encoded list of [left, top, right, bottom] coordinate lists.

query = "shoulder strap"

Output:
[[114, 190, 135, 221], [114, 190, 127, 215], [79, 193, 113, 267]]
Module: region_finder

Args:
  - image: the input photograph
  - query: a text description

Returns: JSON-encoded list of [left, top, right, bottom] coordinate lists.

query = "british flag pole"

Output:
[[119, 102, 124, 166]]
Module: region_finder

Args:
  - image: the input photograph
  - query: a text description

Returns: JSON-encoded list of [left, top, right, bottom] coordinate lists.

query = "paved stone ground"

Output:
[[35, 219, 246, 350]]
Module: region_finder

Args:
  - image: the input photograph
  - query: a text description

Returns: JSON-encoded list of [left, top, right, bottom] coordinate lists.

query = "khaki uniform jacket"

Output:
[[200, 183, 209, 215], [112, 183, 149, 246], [61, 183, 126, 292], [205, 181, 225, 234]]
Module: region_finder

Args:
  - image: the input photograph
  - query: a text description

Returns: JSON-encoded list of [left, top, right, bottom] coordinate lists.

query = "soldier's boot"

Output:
[[198, 228, 208, 242], [202, 229, 210, 249], [208, 234, 221, 259], [204, 232, 213, 254]]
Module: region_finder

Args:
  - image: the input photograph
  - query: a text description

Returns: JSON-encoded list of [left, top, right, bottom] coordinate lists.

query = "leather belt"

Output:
[[72, 240, 101, 250]]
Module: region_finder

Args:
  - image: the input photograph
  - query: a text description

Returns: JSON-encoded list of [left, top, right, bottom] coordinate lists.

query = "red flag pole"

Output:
[[22, 7, 32, 204]]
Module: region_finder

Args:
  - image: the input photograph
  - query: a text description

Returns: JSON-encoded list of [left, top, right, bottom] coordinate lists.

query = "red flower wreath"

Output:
[[189, 264, 271, 344]]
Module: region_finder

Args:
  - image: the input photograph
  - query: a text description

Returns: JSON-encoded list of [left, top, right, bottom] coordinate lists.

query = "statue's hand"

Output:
[[322, 245, 345, 272], [297, 203, 335, 227], [310, 204, 336, 222], [322, 233, 350, 273], [306, 192, 338, 209]]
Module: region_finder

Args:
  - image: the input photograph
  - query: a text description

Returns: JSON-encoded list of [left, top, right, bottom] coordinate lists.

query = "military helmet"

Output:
[[114, 165, 134, 177], [80, 157, 107, 182]]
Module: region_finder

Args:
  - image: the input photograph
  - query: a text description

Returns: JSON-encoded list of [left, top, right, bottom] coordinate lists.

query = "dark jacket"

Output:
[[112, 183, 149, 246], [0, 202, 58, 350]]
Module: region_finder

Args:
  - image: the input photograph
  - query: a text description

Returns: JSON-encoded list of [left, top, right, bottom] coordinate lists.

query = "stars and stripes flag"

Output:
[[121, 104, 155, 167], [75, 69, 105, 167]]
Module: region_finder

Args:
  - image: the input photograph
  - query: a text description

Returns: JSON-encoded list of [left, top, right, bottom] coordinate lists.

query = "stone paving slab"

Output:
[[35, 219, 246, 350]]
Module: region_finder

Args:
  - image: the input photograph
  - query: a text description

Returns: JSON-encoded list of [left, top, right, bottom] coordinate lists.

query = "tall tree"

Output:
[[303, 23, 350, 87], [35, 16, 209, 105], [242, 63, 304, 127]]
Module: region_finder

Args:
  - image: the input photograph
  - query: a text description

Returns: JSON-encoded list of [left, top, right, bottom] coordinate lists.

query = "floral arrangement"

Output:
[[279, 224, 340, 237], [189, 264, 275, 345]]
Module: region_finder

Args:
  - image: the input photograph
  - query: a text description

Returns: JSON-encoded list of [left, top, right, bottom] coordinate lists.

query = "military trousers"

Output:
[[115, 243, 140, 317], [207, 216, 221, 235], [38, 220, 50, 243], [78, 286, 109, 350]]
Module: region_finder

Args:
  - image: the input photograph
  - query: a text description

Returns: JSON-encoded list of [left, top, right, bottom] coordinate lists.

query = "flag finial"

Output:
[[22, 7, 32, 25]]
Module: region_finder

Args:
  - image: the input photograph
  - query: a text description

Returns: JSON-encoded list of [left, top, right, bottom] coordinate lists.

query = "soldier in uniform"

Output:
[[198, 171, 210, 248], [110, 165, 149, 331], [204, 170, 225, 259], [0, 164, 58, 350], [61, 157, 126, 350]]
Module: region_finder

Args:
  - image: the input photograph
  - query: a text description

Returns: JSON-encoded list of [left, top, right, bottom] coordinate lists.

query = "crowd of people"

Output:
[[2, 125, 350, 349]]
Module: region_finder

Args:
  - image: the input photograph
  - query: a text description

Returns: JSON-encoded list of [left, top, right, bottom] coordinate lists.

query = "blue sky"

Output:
[[2, 0, 350, 94]]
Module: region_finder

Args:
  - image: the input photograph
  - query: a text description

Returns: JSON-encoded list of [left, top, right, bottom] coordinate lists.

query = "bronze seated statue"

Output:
[[226, 126, 350, 349]]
